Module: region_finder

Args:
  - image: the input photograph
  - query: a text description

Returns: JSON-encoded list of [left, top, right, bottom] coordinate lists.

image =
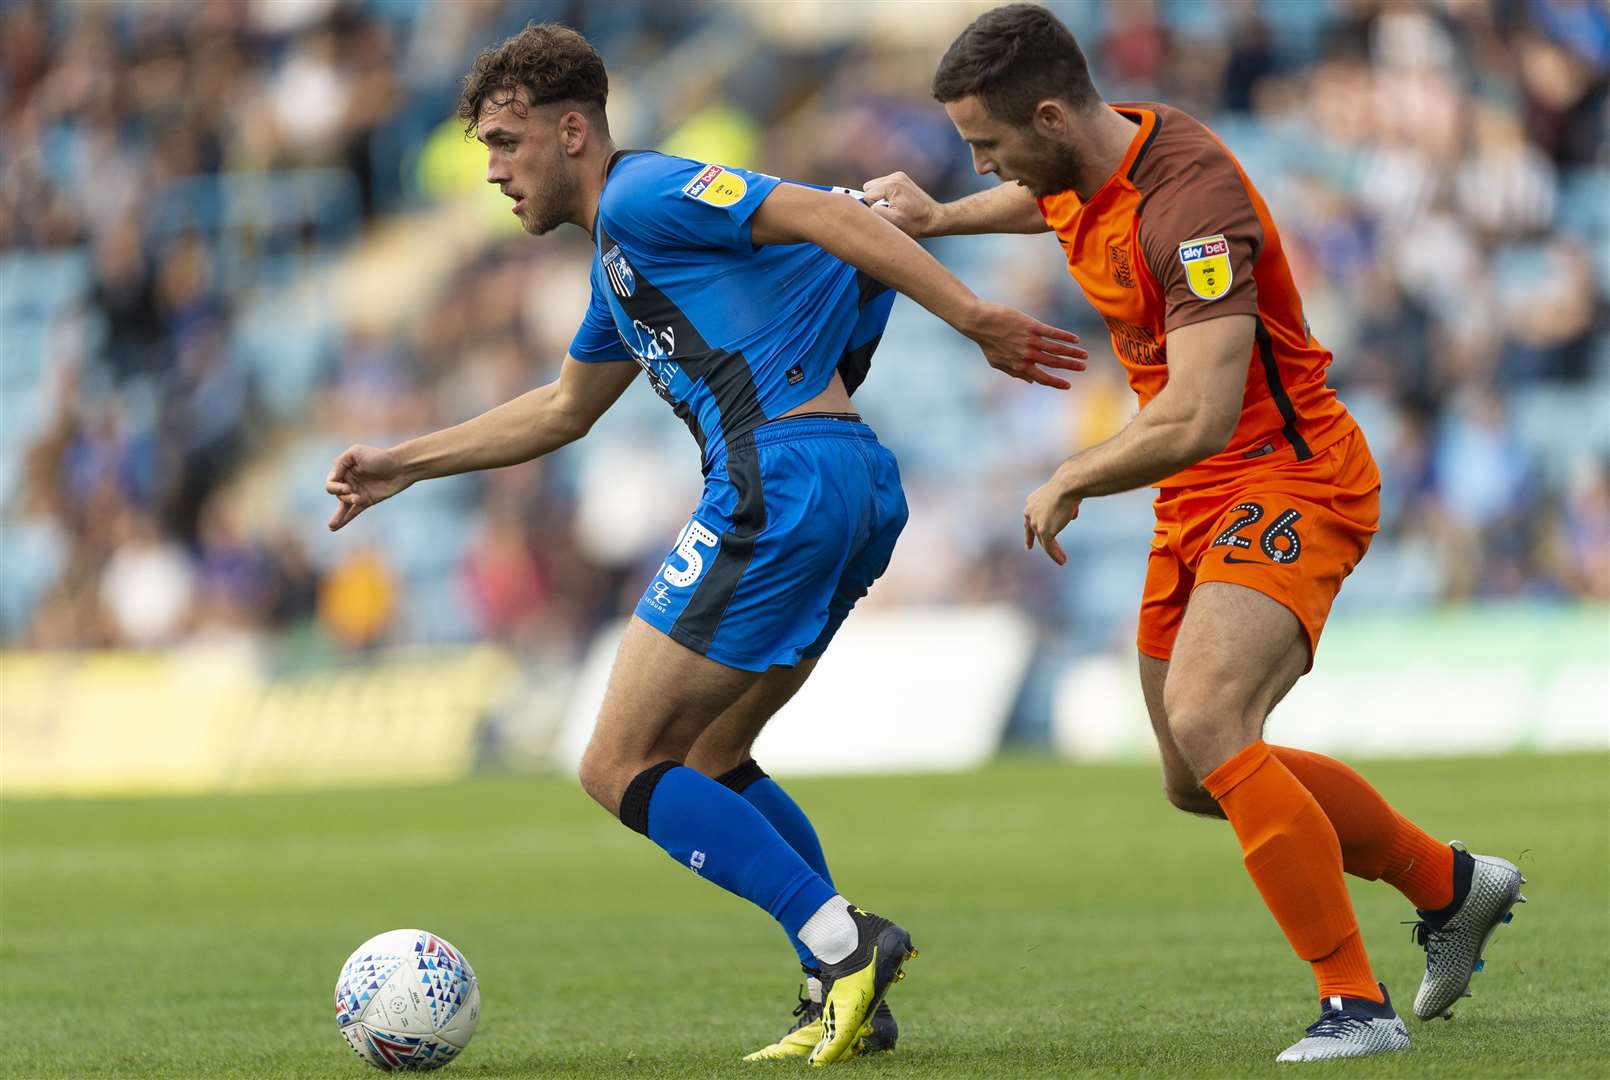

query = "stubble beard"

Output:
[[1022, 135, 1083, 199], [521, 171, 575, 236]]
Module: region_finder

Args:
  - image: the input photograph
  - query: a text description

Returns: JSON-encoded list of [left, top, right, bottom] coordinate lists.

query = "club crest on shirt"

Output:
[[1178, 234, 1232, 300], [681, 164, 747, 207], [601, 244, 635, 298], [1109, 242, 1135, 289]]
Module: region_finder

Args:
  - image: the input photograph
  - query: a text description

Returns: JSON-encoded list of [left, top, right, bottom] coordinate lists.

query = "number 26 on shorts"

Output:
[[662, 519, 721, 587], [1210, 501, 1303, 564]]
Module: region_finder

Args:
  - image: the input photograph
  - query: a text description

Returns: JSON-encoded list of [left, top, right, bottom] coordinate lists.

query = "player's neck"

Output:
[[1069, 105, 1145, 202], [576, 138, 619, 235]]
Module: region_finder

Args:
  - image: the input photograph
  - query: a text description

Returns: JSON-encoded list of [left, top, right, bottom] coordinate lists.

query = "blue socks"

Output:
[[620, 763, 835, 945], [717, 760, 836, 967], [739, 779, 837, 889]]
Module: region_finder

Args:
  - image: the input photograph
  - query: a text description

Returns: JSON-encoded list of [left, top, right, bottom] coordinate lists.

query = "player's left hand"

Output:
[[324, 444, 410, 531], [1023, 476, 1081, 565], [962, 301, 1088, 389]]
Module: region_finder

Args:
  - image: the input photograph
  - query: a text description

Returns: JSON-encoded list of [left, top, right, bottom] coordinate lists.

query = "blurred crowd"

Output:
[[3, 0, 1607, 666]]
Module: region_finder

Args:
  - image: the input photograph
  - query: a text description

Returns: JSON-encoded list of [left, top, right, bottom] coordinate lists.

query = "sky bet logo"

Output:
[[1177, 233, 1232, 300], [683, 165, 724, 199], [1179, 236, 1229, 262], [681, 164, 748, 207]]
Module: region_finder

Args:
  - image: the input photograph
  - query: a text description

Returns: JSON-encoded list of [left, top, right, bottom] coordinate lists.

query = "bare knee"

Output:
[[1164, 703, 1235, 773], [1161, 777, 1225, 818], [1162, 678, 1267, 778], [1165, 708, 1261, 777], [578, 744, 679, 818], [1155, 745, 1226, 817], [575, 748, 623, 815]]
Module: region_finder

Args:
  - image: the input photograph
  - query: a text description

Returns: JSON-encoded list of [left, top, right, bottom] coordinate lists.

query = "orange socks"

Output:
[[1382, 813, 1457, 912], [1204, 740, 1382, 1002], [1272, 747, 1455, 911]]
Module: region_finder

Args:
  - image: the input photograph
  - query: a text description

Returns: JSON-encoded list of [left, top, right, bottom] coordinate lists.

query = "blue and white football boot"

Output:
[[1408, 846, 1527, 1020], [1276, 983, 1411, 1063]]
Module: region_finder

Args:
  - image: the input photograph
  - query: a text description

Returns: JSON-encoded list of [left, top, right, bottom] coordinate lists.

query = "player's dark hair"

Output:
[[932, 3, 1101, 125], [457, 22, 609, 137]]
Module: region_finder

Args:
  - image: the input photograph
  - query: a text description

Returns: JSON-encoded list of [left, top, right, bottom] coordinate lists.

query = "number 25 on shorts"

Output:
[[1210, 501, 1303, 565], [662, 519, 721, 587]]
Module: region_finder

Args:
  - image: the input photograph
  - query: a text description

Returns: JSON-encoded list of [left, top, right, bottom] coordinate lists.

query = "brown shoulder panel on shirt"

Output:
[[1128, 103, 1263, 332]]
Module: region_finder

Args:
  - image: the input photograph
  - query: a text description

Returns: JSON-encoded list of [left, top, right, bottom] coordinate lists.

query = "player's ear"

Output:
[[559, 109, 589, 156], [1033, 99, 1068, 139]]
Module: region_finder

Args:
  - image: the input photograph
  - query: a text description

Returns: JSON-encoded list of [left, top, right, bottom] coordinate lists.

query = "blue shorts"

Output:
[[635, 415, 908, 672]]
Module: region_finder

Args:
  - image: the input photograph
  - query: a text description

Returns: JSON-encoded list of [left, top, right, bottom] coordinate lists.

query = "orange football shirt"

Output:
[[1037, 103, 1355, 489]]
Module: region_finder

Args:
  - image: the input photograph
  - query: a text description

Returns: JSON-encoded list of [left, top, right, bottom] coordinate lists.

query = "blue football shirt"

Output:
[[568, 151, 895, 468]]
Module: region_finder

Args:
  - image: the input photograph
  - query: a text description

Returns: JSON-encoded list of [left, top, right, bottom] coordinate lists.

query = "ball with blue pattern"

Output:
[[334, 929, 480, 1071]]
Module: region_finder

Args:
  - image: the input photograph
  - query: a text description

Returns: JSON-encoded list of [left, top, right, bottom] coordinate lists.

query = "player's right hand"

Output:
[[963, 301, 1088, 389], [862, 171, 939, 238], [325, 445, 410, 531]]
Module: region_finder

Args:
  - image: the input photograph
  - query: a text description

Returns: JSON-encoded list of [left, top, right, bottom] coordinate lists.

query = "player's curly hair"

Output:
[[932, 3, 1100, 125], [457, 22, 609, 137]]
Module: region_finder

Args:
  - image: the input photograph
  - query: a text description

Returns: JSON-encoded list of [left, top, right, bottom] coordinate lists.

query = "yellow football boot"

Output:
[[743, 987, 827, 1061], [743, 982, 898, 1062], [807, 907, 916, 1067]]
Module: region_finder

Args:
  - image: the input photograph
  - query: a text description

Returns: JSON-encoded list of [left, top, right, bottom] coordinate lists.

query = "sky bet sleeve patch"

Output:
[[681, 164, 748, 207], [1177, 234, 1233, 299]]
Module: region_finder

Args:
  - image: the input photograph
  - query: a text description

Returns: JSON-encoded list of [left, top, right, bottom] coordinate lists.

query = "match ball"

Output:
[[334, 929, 480, 1071]]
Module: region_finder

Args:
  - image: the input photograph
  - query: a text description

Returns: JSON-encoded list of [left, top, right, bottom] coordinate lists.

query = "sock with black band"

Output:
[[715, 758, 837, 966], [620, 762, 837, 955], [713, 759, 768, 796], [716, 759, 837, 889]]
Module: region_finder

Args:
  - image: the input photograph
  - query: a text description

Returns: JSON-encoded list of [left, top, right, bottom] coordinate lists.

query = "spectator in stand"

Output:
[[1, 0, 1604, 657]]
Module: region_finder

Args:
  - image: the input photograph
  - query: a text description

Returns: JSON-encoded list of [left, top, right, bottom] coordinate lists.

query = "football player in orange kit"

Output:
[[866, 3, 1526, 1063]]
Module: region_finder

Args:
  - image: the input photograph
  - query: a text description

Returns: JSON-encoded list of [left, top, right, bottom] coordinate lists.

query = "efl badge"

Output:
[[682, 164, 747, 207], [1177, 233, 1232, 300]]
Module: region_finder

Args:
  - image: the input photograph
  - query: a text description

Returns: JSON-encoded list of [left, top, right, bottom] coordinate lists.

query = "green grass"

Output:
[[2, 754, 1605, 1078]]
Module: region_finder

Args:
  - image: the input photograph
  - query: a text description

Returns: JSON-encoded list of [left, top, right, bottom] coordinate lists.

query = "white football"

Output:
[[334, 929, 481, 1071]]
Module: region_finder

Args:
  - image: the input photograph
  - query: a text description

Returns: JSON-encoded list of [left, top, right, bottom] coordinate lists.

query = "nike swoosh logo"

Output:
[[1222, 552, 1262, 565]]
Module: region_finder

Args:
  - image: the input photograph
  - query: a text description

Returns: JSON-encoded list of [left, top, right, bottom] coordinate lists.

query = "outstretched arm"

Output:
[[862, 172, 1048, 237], [749, 182, 1083, 387], [1023, 314, 1254, 564], [325, 356, 638, 531]]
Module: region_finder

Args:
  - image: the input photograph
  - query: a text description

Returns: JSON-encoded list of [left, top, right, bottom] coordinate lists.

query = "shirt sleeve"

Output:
[[1136, 149, 1262, 332], [567, 275, 631, 362], [613, 157, 782, 252]]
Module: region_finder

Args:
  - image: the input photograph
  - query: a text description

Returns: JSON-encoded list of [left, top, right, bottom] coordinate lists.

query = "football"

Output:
[[334, 929, 481, 1071]]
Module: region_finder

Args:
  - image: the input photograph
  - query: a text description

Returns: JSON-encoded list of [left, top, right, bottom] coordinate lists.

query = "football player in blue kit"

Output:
[[324, 23, 1085, 1065]]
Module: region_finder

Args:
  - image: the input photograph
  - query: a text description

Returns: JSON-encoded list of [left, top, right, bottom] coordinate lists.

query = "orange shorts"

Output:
[[1138, 428, 1380, 665]]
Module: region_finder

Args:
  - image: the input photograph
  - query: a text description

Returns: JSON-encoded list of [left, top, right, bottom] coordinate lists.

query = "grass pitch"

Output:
[[2, 753, 1605, 1078]]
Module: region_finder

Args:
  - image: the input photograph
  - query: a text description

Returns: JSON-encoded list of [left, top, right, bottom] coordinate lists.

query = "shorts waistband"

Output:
[[748, 413, 875, 448]]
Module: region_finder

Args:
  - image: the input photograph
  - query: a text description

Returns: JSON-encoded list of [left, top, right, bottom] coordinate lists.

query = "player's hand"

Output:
[[325, 444, 410, 531], [863, 171, 940, 238], [961, 301, 1088, 388], [1024, 474, 1082, 566]]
